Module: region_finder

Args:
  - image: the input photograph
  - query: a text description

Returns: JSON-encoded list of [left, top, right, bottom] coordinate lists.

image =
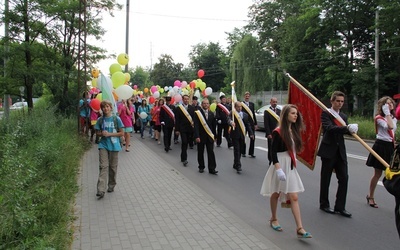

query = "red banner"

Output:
[[288, 81, 322, 170]]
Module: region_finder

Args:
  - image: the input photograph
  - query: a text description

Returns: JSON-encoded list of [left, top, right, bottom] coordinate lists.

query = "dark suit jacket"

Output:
[[194, 109, 216, 143], [317, 110, 349, 160], [242, 101, 257, 126], [264, 107, 281, 137], [159, 104, 175, 128], [228, 112, 253, 139], [175, 105, 195, 133], [215, 103, 231, 125]]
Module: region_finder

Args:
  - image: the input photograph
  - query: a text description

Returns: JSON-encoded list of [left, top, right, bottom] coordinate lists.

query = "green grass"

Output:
[[0, 104, 90, 249]]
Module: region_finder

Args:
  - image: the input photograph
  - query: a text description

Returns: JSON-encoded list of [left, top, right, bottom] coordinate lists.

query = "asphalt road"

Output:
[[137, 130, 398, 249]]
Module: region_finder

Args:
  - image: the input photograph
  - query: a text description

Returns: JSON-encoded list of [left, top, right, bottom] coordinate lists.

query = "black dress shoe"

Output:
[[209, 170, 218, 174], [164, 147, 169, 152], [183, 160, 188, 166], [250, 155, 256, 158], [334, 209, 352, 217], [242, 154, 246, 157], [199, 169, 204, 173], [236, 167, 242, 172], [320, 207, 335, 214]]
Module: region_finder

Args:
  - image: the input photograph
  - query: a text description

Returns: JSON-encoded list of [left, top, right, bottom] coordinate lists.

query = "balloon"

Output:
[[174, 80, 181, 87], [91, 78, 98, 87], [153, 91, 160, 98], [96, 93, 102, 100], [174, 94, 182, 103], [170, 96, 175, 105], [210, 103, 217, 112], [125, 72, 131, 82], [109, 63, 122, 75], [149, 96, 155, 104], [140, 112, 148, 119], [181, 81, 187, 88], [205, 87, 213, 96], [90, 98, 101, 111], [189, 81, 196, 89], [202, 89, 207, 97], [197, 69, 205, 78], [144, 87, 149, 93], [150, 85, 158, 94], [115, 85, 133, 100], [117, 53, 129, 65], [159, 88, 164, 94], [91, 68, 100, 78], [164, 86, 169, 92], [111, 71, 126, 88], [133, 84, 138, 90], [112, 91, 119, 101], [197, 80, 206, 91]]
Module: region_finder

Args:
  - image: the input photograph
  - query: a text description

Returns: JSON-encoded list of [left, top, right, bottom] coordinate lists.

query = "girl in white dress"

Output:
[[260, 104, 311, 238]]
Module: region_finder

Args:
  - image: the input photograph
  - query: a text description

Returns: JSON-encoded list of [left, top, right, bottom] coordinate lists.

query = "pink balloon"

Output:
[[150, 85, 158, 94], [174, 94, 182, 103], [133, 84, 138, 90], [174, 80, 181, 87]]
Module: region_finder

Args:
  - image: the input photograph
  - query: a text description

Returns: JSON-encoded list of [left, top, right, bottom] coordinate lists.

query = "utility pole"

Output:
[[125, 0, 130, 72], [374, 8, 380, 116], [3, 0, 10, 119]]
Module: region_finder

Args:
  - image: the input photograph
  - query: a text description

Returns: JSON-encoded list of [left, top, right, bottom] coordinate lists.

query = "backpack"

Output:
[[383, 144, 400, 197]]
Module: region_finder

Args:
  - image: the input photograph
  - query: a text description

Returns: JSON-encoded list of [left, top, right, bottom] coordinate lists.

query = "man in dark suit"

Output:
[[159, 96, 175, 152], [317, 91, 358, 218], [215, 94, 232, 148], [228, 102, 254, 173], [175, 94, 195, 166], [193, 98, 218, 174], [264, 97, 281, 165], [241, 92, 257, 158]]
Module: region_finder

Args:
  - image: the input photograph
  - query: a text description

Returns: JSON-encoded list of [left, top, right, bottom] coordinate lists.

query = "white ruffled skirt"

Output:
[[260, 151, 304, 201]]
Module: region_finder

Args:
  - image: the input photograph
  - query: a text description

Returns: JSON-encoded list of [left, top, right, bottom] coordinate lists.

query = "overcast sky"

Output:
[[93, 0, 254, 72]]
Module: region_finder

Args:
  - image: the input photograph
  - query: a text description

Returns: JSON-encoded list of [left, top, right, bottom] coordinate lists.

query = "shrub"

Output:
[[0, 104, 89, 249]]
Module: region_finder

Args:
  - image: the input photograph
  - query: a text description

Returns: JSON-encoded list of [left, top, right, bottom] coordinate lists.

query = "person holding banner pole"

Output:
[[241, 91, 257, 158], [318, 91, 358, 218]]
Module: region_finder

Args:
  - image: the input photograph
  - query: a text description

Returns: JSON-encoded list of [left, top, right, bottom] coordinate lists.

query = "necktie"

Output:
[[205, 110, 208, 119]]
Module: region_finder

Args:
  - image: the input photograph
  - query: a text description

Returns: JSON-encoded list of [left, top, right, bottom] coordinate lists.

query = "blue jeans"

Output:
[[140, 120, 153, 138]]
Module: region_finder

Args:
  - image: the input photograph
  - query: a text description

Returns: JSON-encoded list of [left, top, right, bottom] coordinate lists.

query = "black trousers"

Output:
[[320, 155, 348, 210], [197, 141, 216, 171], [395, 196, 400, 238], [180, 131, 190, 162], [267, 137, 273, 164], [232, 137, 244, 167], [217, 124, 232, 147], [163, 126, 173, 149]]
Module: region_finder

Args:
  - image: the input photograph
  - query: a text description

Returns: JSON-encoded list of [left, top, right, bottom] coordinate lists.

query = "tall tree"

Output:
[[189, 42, 228, 92], [150, 54, 183, 87]]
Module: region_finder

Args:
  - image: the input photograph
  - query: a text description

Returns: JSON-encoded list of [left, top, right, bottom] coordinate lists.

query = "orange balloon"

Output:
[[144, 87, 149, 93]]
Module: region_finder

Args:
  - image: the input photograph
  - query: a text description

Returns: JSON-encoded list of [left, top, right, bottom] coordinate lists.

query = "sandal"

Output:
[[366, 195, 378, 208], [269, 219, 283, 231], [297, 227, 312, 238]]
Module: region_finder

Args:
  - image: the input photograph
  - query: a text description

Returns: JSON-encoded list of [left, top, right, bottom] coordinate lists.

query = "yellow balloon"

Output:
[[109, 63, 122, 75], [96, 93, 102, 100], [111, 72, 126, 88], [125, 73, 131, 82], [91, 68, 100, 78], [210, 103, 217, 112], [159, 88, 164, 94], [92, 78, 98, 87], [117, 53, 129, 65]]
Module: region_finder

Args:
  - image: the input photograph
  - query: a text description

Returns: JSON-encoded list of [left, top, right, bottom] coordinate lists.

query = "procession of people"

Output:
[[86, 85, 400, 240]]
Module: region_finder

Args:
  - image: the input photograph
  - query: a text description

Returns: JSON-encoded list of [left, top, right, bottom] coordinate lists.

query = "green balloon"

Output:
[[109, 63, 122, 75], [111, 72, 126, 88]]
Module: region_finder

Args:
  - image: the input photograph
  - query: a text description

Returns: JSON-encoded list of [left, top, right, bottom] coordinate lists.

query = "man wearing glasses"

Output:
[[318, 91, 358, 218]]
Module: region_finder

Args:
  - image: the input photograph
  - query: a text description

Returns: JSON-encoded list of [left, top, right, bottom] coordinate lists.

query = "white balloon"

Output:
[[164, 86, 169, 91], [169, 89, 175, 96], [153, 91, 160, 98], [205, 87, 213, 96], [194, 89, 200, 98], [140, 112, 148, 119], [115, 85, 133, 100]]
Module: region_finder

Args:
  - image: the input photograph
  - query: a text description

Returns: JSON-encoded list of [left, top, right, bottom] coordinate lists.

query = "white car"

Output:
[[10, 102, 28, 110]]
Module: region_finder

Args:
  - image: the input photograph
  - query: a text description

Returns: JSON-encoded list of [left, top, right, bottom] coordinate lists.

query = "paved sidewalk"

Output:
[[72, 138, 279, 250]]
